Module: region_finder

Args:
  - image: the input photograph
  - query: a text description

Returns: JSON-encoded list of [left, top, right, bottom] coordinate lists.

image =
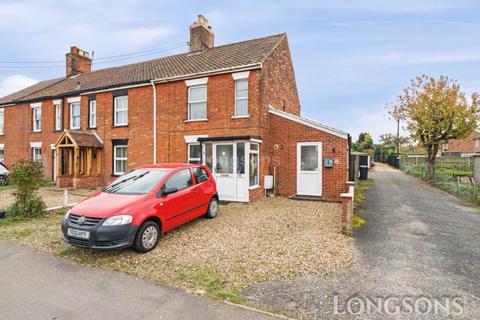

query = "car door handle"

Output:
[[193, 188, 199, 193]]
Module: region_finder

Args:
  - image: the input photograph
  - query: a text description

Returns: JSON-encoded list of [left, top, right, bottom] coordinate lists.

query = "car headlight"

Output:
[[64, 210, 71, 221], [103, 215, 133, 226]]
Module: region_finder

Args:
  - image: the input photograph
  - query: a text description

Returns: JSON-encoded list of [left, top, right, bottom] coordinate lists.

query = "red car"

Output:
[[61, 164, 218, 253]]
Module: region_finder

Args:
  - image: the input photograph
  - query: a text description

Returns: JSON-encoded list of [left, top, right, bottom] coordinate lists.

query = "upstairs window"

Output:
[[70, 102, 80, 129], [114, 96, 128, 126], [0, 108, 4, 135], [188, 85, 207, 120], [54, 103, 62, 131], [32, 106, 42, 132], [234, 79, 248, 117], [89, 100, 97, 128]]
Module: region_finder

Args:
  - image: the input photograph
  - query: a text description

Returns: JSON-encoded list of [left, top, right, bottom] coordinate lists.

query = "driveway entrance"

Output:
[[243, 163, 480, 319]]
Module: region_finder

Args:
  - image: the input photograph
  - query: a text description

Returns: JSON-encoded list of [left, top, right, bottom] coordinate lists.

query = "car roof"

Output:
[[137, 163, 203, 170]]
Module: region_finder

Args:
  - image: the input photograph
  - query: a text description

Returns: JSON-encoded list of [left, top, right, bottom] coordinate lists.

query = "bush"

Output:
[[6, 160, 46, 219]]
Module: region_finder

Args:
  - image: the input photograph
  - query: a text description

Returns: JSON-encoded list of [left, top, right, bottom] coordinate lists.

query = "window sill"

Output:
[[113, 125, 128, 128], [88, 127, 97, 130], [69, 128, 81, 131], [249, 185, 261, 190], [184, 119, 208, 123], [31, 130, 42, 133], [231, 115, 250, 119]]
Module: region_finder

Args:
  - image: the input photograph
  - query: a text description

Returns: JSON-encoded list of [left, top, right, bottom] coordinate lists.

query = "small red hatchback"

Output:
[[61, 164, 218, 253]]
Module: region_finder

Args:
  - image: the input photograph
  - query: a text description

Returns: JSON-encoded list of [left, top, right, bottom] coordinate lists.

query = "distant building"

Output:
[[441, 130, 480, 156]]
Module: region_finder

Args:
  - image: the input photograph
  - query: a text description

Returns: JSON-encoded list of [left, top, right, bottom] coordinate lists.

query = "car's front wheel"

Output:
[[133, 221, 160, 253], [205, 197, 219, 219]]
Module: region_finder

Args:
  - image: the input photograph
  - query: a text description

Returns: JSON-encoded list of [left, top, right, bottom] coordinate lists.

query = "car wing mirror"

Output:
[[160, 186, 178, 197]]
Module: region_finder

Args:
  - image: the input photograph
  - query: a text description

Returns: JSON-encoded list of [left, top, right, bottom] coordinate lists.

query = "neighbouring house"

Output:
[[0, 15, 350, 202], [441, 130, 480, 156]]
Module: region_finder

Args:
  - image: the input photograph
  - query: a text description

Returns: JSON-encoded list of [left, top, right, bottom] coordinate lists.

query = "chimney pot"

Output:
[[66, 46, 92, 77], [189, 15, 214, 52]]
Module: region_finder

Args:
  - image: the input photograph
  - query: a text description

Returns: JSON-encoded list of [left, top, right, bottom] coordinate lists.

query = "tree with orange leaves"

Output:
[[389, 75, 480, 180]]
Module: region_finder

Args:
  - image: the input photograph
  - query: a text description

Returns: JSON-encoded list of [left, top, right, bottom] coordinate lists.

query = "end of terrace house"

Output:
[[0, 14, 351, 203]]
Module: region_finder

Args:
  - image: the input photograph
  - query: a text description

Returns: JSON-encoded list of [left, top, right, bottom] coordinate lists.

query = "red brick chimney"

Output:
[[189, 15, 214, 52], [66, 46, 92, 77]]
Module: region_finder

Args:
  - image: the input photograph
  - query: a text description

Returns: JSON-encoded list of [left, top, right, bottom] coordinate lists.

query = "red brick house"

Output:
[[441, 130, 480, 156], [0, 15, 350, 202]]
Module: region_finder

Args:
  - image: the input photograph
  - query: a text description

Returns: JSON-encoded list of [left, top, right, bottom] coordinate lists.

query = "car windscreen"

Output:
[[0, 164, 7, 174], [103, 169, 168, 194]]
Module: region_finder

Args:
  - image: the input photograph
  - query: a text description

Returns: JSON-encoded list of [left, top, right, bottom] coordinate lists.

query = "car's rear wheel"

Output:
[[205, 197, 219, 219], [133, 221, 160, 253]]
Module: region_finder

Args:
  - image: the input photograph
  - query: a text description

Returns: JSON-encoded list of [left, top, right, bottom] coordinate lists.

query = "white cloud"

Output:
[[0, 75, 38, 98]]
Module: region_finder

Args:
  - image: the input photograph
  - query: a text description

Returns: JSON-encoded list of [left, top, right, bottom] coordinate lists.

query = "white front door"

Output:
[[297, 142, 322, 196], [212, 142, 249, 202]]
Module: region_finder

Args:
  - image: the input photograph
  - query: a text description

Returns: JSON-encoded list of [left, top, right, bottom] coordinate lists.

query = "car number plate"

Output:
[[67, 228, 90, 239]]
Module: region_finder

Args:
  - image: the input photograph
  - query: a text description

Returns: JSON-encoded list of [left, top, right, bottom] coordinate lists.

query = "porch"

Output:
[[54, 130, 104, 189]]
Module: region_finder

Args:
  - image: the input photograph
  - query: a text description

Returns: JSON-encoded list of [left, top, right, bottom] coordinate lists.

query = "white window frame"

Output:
[[32, 106, 42, 132], [0, 108, 4, 135], [32, 147, 42, 163], [234, 79, 249, 117], [114, 96, 128, 126], [70, 102, 81, 130], [188, 143, 202, 164], [54, 103, 62, 131], [187, 85, 207, 121], [113, 145, 128, 175], [89, 100, 97, 128], [249, 142, 260, 188]]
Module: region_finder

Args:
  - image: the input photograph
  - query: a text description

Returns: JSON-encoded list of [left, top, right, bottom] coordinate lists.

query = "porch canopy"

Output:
[[54, 130, 103, 178]]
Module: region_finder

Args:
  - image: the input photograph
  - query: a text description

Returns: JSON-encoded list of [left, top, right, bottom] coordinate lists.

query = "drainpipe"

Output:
[[150, 80, 157, 164]]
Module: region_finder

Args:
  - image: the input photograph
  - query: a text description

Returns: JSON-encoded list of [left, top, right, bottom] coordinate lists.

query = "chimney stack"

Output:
[[66, 46, 92, 77], [189, 15, 214, 52]]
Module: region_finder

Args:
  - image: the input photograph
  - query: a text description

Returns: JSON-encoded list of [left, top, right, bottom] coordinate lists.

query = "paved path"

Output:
[[242, 163, 480, 319], [0, 241, 276, 320]]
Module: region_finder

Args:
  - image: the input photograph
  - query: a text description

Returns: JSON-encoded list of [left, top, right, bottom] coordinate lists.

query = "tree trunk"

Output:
[[426, 144, 439, 180]]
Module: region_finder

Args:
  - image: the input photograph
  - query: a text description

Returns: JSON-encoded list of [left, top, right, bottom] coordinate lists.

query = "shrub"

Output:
[[6, 160, 46, 219]]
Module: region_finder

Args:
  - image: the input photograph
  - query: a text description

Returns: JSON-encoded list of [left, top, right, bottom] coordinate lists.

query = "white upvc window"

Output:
[[54, 103, 62, 131], [0, 147, 4, 163], [188, 143, 202, 164], [89, 100, 97, 128], [0, 108, 4, 135], [32, 106, 42, 132], [32, 147, 42, 163], [234, 79, 249, 117], [114, 96, 128, 126], [188, 85, 207, 120], [113, 145, 128, 175], [249, 143, 260, 187], [70, 102, 81, 129]]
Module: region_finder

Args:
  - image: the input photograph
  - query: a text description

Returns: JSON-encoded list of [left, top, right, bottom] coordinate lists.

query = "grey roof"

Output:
[[0, 33, 285, 105]]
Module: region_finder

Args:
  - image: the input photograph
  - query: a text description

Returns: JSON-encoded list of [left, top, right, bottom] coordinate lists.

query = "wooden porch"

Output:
[[54, 130, 104, 188]]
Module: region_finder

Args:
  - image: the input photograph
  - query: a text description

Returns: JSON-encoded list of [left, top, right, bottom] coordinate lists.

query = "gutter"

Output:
[[150, 80, 157, 164]]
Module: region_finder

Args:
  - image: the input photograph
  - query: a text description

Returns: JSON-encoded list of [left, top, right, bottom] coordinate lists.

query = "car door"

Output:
[[191, 167, 213, 217], [161, 168, 197, 229]]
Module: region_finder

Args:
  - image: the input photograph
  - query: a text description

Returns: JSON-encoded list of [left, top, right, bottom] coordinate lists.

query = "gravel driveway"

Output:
[[0, 196, 353, 304], [0, 188, 97, 211], [242, 163, 480, 319]]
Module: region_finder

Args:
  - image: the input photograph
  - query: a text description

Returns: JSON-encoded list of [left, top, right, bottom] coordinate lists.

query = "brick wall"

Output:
[[268, 113, 349, 201]]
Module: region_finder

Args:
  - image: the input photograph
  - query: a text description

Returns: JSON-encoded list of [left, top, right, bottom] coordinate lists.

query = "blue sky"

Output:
[[1, 0, 479, 142]]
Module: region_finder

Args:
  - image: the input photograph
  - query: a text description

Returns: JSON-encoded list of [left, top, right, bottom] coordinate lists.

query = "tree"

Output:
[[353, 132, 374, 152], [389, 75, 480, 179], [379, 133, 410, 148]]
